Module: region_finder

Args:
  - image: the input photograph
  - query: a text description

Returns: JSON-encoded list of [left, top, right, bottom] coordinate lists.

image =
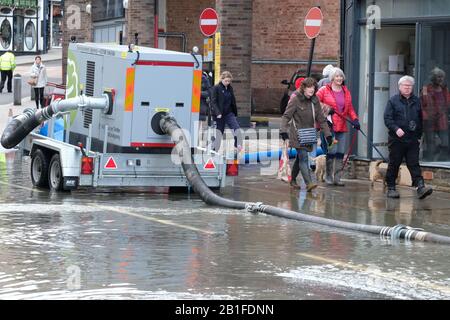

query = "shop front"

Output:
[[0, 0, 38, 53], [344, 0, 450, 168]]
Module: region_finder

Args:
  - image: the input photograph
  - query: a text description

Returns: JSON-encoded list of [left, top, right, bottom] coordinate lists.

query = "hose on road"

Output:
[[161, 115, 450, 245]]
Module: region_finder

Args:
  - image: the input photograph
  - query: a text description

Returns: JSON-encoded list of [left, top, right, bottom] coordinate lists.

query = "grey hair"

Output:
[[430, 67, 445, 82], [398, 75, 415, 87], [329, 67, 346, 82]]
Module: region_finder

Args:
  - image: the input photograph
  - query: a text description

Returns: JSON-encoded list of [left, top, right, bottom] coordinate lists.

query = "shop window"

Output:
[[418, 23, 450, 163], [92, 0, 124, 22], [24, 20, 35, 50], [362, 0, 450, 19], [52, 4, 63, 47], [0, 19, 12, 49]]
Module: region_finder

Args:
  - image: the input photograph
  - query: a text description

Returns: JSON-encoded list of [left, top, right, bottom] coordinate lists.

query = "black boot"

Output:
[[387, 187, 400, 198], [417, 178, 433, 199]]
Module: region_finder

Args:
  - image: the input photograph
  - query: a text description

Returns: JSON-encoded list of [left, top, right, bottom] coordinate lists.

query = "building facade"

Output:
[[343, 0, 450, 169]]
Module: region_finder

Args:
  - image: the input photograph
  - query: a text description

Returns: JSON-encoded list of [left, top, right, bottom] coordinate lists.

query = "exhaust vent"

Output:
[[84, 61, 95, 128]]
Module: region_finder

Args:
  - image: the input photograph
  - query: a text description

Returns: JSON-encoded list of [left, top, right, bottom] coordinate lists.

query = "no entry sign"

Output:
[[304, 7, 323, 39], [199, 8, 219, 37]]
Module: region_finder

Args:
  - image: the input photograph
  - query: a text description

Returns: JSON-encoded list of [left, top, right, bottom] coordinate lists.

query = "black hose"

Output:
[[1, 95, 109, 150], [1, 107, 53, 149], [161, 115, 450, 245]]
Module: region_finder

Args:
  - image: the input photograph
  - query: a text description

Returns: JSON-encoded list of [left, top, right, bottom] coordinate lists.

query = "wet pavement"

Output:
[[0, 151, 449, 300]]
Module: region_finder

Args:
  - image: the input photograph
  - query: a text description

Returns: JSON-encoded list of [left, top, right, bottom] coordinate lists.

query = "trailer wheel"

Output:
[[49, 154, 64, 192], [31, 149, 50, 189]]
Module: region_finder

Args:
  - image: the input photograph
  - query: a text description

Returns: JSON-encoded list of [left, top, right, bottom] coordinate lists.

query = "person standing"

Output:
[[384, 76, 433, 199], [280, 77, 332, 191], [317, 67, 360, 186], [211, 71, 241, 151], [30, 56, 48, 109], [0, 50, 16, 93]]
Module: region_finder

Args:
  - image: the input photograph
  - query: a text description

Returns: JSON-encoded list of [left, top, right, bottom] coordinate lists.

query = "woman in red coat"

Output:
[[316, 67, 360, 186]]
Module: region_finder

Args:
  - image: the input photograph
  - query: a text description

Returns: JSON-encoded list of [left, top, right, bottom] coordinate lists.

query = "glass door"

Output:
[[371, 25, 416, 160], [417, 22, 450, 163]]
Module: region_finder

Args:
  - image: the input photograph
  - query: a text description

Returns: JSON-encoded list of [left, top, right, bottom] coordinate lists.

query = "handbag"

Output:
[[27, 76, 37, 86], [294, 102, 318, 147]]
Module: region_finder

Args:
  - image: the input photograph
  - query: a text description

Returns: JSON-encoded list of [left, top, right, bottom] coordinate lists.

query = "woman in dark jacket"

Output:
[[281, 77, 333, 191], [211, 71, 241, 150]]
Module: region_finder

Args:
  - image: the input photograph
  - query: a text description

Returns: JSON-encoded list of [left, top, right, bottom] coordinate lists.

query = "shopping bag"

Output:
[[277, 140, 291, 182]]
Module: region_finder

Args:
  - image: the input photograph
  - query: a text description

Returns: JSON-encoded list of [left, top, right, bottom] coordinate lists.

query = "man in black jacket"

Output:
[[384, 75, 432, 199]]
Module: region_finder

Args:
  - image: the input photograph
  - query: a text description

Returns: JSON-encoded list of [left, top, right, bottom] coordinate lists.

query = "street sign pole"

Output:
[[307, 38, 316, 77]]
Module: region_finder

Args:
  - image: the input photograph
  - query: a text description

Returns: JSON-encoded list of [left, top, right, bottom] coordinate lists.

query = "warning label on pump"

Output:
[[104, 157, 118, 169], [204, 158, 216, 170]]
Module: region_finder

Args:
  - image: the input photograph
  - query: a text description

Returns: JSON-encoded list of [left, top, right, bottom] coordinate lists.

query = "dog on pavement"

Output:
[[312, 154, 326, 182], [371, 160, 401, 188]]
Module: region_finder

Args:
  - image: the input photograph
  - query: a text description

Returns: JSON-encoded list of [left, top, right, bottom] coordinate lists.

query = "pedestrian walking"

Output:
[[316, 67, 360, 186], [211, 71, 242, 151], [384, 75, 433, 199], [0, 50, 16, 93], [29, 56, 48, 109], [280, 77, 332, 191]]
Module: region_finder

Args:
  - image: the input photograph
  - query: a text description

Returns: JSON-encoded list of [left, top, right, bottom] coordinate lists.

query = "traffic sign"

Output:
[[304, 7, 323, 39], [200, 8, 219, 37]]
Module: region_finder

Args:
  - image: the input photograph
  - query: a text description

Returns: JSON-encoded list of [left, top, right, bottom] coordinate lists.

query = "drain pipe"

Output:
[[160, 115, 450, 245], [1, 94, 112, 149]]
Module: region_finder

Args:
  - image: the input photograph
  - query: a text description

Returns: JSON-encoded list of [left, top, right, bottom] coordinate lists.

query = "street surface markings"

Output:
[[0, 180, 44, 193], [298, 252, 450, 294], [91, 204, 218, 235]]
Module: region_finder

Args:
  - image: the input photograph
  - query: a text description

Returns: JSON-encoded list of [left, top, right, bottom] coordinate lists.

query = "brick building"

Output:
[[62, 0, 340, 125]]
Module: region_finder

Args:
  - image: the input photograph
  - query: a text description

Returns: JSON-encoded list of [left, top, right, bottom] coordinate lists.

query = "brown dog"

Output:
[[371, 160, 401, 188]]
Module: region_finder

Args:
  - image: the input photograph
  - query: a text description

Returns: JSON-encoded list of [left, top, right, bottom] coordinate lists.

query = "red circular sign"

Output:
[[304, 7, 323, 39], [199, 8, 219, 37]]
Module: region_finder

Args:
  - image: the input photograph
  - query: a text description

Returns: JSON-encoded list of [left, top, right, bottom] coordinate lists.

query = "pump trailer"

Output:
[[2, 43, 235, 191]]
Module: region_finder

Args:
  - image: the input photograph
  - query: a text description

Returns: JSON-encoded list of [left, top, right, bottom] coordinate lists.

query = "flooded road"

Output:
[[0, 152, 449, 299]]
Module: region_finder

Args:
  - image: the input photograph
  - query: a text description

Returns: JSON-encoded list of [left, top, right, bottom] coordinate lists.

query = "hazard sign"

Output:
[[204, 158, 216, 170], [104, 157, 118, 169]]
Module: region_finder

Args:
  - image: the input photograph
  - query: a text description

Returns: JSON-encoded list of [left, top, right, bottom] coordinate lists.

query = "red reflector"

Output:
[[226, 160, 239, 176], [81, 157, 94, 174], [204, 158, 216, 170]]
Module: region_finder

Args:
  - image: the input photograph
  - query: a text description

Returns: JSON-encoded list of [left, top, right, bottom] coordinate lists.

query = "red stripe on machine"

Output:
[[135, 61, 194, 67], [131, 142, 176, 148]]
